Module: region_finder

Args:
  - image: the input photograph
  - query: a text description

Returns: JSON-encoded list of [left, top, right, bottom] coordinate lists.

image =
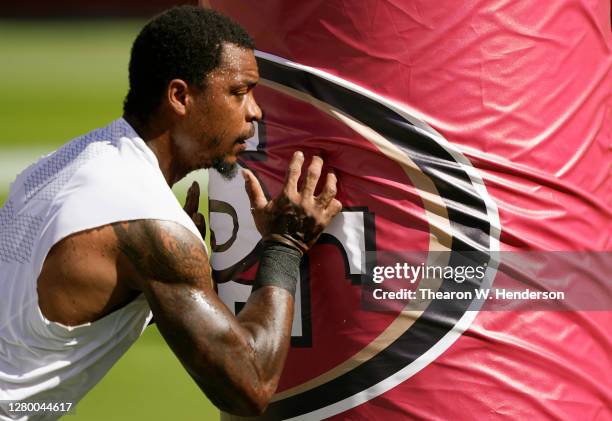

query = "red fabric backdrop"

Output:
[[205, 1, 612, 419]]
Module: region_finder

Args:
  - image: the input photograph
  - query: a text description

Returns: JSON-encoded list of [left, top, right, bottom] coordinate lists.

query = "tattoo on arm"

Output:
[[112, 219, 209, 288]]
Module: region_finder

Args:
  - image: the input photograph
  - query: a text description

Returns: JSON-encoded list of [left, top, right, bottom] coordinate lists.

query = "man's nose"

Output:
[[246, 94, 263, 122]]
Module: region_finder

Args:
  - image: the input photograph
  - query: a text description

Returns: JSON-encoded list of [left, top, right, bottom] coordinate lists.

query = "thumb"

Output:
[[183, 181, 200, 215], [242, 169, 268, 210]]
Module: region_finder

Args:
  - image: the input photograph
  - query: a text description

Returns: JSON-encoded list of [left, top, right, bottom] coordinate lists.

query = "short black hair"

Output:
[[123, 6, 254, 121]]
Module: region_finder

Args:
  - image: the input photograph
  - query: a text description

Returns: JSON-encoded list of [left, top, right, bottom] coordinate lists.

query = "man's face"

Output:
[[178, 42, 262, 178]]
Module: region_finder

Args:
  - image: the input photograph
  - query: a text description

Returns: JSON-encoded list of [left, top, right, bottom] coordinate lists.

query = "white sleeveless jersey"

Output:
[[0, 118, 205, 420]]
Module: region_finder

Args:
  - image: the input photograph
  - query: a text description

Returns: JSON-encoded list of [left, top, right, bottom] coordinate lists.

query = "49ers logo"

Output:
[[209, 51, 500, 420]]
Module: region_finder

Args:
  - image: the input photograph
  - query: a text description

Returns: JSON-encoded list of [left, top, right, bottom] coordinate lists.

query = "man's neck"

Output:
[[124, 114, 182, 186]]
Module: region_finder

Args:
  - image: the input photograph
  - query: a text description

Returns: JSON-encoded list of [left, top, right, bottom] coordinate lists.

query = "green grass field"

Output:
[[0, 20, 218, 420]]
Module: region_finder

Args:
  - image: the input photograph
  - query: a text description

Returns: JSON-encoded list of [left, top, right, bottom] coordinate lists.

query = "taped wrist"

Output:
[[253, 241, 302, 297]]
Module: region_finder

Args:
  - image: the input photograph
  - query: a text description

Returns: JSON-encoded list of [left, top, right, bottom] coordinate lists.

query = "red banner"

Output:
[[205, 1, 612, 419]]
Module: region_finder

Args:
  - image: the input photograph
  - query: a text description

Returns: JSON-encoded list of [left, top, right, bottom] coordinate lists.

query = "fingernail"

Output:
[[295, 151, 303, 158]]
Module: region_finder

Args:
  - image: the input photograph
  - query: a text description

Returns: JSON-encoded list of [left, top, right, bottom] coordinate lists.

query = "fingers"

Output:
[[316, 172, 338, 207], [193, 212, 206, 238], [184, 181, 200, 215], [283, 151, 304, 197], [184, 182, 205, 237], [243, 169, 268, 210], [301, 156, 323, 197], [328, 198, 343, 216], [193, 212, 205, 227]]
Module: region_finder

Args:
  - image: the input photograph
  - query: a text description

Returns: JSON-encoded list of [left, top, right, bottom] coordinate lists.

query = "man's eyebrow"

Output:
[[233, 78, 258, 88], [243, 76, 259, 86]]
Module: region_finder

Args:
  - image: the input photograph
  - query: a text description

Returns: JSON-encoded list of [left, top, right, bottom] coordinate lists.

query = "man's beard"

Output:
[[211, 155, 238, 180]]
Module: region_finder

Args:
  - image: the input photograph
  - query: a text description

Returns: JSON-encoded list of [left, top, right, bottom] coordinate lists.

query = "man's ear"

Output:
[[167, 79, 191, 116]]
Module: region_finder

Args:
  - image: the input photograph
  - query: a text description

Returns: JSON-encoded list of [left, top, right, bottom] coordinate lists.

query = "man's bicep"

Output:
[[112, 219, 211, 288]]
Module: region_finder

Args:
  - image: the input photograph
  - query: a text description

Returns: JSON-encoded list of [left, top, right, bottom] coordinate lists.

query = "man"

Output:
[[0, 6, 341, 419]]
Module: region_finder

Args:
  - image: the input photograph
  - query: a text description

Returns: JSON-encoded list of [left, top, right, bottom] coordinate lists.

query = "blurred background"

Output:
[[0, 1, 218, 419]]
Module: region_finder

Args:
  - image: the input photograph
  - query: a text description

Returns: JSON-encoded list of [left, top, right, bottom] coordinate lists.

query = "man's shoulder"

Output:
[[38, 120, 192, 257], [59, 120, 171, 208], [11, 119, 139, 203]]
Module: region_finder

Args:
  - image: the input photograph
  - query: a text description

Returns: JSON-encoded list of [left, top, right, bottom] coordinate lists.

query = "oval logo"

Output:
[[210, 51, 500, 420]]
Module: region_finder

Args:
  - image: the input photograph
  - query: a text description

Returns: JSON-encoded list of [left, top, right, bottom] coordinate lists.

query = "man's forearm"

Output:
[[232, 241, 302, 408]]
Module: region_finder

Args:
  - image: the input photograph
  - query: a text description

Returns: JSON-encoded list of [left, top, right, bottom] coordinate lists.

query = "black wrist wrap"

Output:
[[253, 241, 302, 297]]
